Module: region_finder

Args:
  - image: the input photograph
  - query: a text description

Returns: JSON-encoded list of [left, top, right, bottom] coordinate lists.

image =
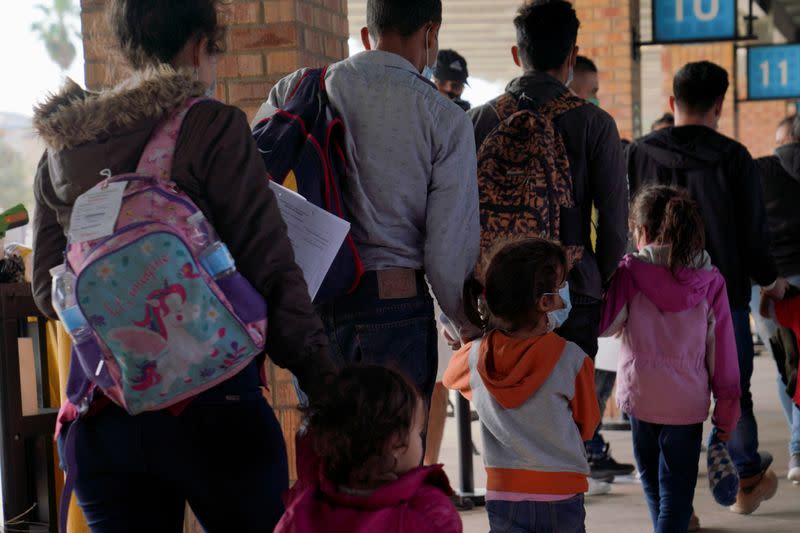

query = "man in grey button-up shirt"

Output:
[[264, 0, 479, 402]]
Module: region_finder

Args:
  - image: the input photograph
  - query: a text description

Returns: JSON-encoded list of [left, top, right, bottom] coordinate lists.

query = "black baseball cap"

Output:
[[433, 49, 469, 85]]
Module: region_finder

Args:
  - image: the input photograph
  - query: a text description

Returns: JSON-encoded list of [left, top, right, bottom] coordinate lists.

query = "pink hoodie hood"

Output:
[[625, 246, 717, 313]]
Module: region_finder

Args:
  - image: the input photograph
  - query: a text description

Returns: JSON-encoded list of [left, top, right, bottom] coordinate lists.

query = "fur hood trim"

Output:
[[33, 65, 207, 151]]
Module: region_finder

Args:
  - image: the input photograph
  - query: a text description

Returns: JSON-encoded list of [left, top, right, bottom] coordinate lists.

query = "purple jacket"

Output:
[[600, 247, 741, 433]]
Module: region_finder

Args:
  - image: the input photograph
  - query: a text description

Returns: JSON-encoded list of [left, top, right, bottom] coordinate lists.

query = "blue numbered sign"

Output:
[[748, 45, 800, 101], [653, 0, 736, 43]]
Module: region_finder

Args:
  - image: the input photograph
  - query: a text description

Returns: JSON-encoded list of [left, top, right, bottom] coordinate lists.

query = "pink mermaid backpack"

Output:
[[53, 99, 268, 416]]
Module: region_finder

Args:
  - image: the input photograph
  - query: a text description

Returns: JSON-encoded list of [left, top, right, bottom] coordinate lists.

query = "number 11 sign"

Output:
[[747, 45, 800, 101]]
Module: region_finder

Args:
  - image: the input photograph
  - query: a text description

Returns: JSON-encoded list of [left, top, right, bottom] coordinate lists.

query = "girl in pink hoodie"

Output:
[[600, 186, 741, 533], [275, 365, 462, 533]]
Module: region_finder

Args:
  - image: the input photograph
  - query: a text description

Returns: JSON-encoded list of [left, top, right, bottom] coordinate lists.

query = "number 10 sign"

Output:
[[747, 45, 800, 101], [653, 0, 736, 43]]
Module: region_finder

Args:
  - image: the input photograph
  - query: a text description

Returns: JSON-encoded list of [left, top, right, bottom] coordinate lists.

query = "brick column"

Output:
[[573, 0, 639, 140], [80, 0, 349, 122], [79, 0, 349, 490], [738, 100, 793, 157]]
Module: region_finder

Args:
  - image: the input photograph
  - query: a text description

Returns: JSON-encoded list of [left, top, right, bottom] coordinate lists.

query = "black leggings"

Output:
[[59, 363, 288, 533]]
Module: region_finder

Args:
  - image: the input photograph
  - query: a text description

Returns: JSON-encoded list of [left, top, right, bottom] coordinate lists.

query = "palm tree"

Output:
[[31, 0, 80, 71]]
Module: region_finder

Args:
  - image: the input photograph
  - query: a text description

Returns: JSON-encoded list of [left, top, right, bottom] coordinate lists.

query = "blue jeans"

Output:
[[727, 309, 764, 478], [58, 362, 288, 533], [777, 374, 800, 456], [630, 417, 702, 533], [316, 270, 438, 404], [486, 495, 586, 533]]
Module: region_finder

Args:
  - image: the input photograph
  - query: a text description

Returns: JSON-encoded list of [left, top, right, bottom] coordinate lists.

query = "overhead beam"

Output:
[[756, 0, 800, 41]]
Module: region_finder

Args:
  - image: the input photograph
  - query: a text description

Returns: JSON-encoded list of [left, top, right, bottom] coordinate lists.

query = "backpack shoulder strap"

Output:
[[136, 97, 207, 180], [284, 66, 332, 111], [538, 91, 588, 121], [492, 93, 521, 122]]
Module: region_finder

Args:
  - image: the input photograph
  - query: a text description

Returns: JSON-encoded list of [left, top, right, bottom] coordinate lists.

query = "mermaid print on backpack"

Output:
[[54, 99, 268, 415]]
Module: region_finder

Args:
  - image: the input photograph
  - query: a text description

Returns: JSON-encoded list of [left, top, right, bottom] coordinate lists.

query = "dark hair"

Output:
[[792, 115, 800, 143], [367, 0, 442, 38], [304, 365, 420, 487], [651, 112, 675, 131], [514, 0, 580, 72], [110, 0, 225, 69], [630, 186, 705, 275], [777, 115, 794, 131], [465, 238, 567, 332], [574, 55, 597, 74], [673, 61, 729, 114]]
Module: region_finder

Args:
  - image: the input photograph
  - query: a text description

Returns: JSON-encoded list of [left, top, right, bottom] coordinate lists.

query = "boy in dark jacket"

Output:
[[469, 0, 630, 486], [626, 60, 788, 515]]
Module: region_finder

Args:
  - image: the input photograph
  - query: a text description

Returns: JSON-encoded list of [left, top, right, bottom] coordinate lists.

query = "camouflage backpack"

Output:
[[477, 91, 586, 274]]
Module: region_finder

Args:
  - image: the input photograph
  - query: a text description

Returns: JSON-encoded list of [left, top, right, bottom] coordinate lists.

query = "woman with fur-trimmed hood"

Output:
[[32, 1, 335, 531]]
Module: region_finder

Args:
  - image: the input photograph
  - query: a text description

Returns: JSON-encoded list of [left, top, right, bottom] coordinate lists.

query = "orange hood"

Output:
[[477, 330, 567, 409]]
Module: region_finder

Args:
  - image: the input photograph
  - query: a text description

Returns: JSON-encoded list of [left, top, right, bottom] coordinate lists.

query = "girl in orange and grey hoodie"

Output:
[[444, 238, 600, 533]]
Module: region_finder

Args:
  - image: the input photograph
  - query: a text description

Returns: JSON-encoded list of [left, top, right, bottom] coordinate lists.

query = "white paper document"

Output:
[[269, 181, 350, 299], [69, 181, 126, 243], [595, 336, 622, 372]]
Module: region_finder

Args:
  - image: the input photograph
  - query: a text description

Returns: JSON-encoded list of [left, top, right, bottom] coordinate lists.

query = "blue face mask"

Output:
[[546, 282, 572, 331], [421, 26, 435, 80], [205, 80, 217, 99]]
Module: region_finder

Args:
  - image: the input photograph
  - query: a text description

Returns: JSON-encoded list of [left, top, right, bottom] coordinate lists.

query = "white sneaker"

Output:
[[586, 477, 612, 496], [789, 454, 800, 485]]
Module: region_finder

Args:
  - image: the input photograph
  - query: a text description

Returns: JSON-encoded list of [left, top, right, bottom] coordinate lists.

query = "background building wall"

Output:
[[573, 0, 639, 140]]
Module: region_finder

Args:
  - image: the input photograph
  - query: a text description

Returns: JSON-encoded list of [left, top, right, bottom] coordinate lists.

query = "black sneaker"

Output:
[[601, 420, 631, 431], [590, 445, 635, 479]]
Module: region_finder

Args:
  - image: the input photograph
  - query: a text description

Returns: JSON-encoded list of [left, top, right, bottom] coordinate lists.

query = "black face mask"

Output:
[[452, 97, 471, 111], [446, 91, 460, 100]]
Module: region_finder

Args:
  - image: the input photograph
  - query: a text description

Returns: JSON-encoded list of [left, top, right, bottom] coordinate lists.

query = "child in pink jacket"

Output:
[[274, 365, 461, 533], [600, 186, 741, 533]]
